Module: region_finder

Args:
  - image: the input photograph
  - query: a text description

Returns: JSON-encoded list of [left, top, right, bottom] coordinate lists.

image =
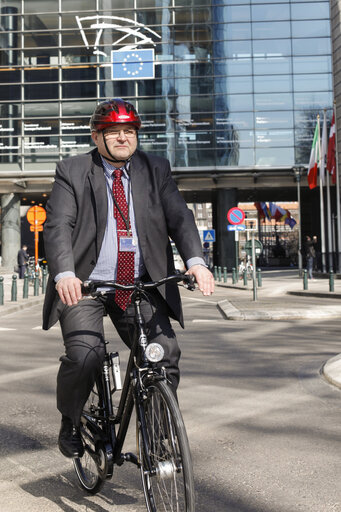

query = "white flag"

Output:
[[320, 110, 328, 185]]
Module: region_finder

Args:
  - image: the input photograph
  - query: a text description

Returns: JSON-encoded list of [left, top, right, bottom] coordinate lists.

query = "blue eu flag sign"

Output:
[[112, 49, 155, 80]]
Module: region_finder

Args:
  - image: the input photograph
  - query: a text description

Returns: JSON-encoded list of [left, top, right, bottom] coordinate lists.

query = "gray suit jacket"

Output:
[[42, 148, 203, 330]]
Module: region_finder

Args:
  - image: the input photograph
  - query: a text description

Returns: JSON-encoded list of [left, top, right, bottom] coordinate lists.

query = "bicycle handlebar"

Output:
[[81, 272, 196, 296]]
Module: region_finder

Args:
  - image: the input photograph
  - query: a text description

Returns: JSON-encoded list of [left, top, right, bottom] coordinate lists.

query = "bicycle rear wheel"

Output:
[[73, 381, 107, 494], [138, 379, 195, 512]]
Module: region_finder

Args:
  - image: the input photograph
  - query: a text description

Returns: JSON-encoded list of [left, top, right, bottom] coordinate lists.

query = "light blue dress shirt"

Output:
[[55, 156, 205, 282]]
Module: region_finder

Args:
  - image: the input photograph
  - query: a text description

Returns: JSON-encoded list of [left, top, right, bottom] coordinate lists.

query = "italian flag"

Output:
[[307, 121, 319, 190]]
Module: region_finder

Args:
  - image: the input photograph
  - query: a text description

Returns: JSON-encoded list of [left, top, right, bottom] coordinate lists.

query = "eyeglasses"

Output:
[[104, 129, 136, 139]]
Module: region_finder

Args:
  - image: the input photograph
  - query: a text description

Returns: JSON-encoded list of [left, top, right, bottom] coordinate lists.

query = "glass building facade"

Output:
[[0, 0, 333, 174]]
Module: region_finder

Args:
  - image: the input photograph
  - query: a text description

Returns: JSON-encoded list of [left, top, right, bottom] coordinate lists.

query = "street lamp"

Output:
[[292, 166, 306, 277]]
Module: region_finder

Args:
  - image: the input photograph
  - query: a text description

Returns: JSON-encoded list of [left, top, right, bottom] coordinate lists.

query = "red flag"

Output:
[[307, 121, 319, 190], [327, 111, 336, 185]]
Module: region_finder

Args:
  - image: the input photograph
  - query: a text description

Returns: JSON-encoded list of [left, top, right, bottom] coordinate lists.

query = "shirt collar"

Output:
[[100, 155, 130, 180]]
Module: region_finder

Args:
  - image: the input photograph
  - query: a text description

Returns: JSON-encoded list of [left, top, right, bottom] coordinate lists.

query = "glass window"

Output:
[[23, 13, 58, 30], [254, 75, 292, 93], [60, 135, 91, 155], [62, 0, 97, 11], [293, 56, 331, 74], [214, 58, 252, 76], [216, 129, 254, 148], [221, 40, 252, 59], [292, 20, 330, 38], [252, 4, 290, 21], [293, 74, 332, 92], [0, 2, 22, 14], [62, 100, 97, 117], [23, 0, 59, 12], [175, 8, 211, 25], [294, 91, 332, 109], [0, 137, 20, 153], [252, 21, 291, 39], [212, 5, 250, 22], [256, 147, 294, 166], [254, 93, 293, 110], [0, 103, 21, 117], [253, 39, 291, 57], [224, 76, 253, 94], [291, 2, 330, 19], [24, 31, 59, 48], [0, 84, 20, 101], [25, 83, 58, 100], [62, 81, 97, 99], [24, 102, 59, 117], [216, 112, 254, 130], [0, 49, 21, 66], [255, 129, 294, 147], [24, 68, 58, 83], [253, 56, 292, 75], [256, 111, 294, 129], [61, 118, 93, 135], [225, 94, 253, 112], [292, 37, 331, 55], [62, 67, 97, 82], [24, 49, 58, 66], [23, 119, 59, 135], [0, 69, 20, 83], [23, 135, 59, 153], [212, 22, 251, 40], [0, 29, 20, 49]]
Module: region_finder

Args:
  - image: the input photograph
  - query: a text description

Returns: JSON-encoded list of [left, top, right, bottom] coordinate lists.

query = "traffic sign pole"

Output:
[[252, 234, 257, 301]]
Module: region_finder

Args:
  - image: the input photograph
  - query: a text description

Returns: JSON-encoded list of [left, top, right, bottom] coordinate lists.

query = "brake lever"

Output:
[[183, 274, 196, 291]]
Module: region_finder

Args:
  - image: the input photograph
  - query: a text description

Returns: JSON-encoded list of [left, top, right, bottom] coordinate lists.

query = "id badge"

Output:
[[119, 236, 137, 252]]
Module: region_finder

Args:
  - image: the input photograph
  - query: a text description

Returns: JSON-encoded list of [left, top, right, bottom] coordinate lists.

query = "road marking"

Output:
[[192, 319, 226, 323], [33, 325, 60, 330], [0, 327, 16, 331], [182, 296, 215, 304], [0, 364, 59, 385]]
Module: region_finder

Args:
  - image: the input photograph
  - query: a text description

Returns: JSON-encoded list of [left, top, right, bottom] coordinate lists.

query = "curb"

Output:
[[217, 299, 341, 321], [0, 296, 44, 316], [287, 291, 341, 299], [322, 354, 341, 390]]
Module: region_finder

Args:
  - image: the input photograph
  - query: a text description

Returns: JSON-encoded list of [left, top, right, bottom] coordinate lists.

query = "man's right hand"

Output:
[[55, 276, 83, 306]]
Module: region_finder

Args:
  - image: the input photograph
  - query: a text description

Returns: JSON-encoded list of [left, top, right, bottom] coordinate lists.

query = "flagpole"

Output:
[[323, 110, 333, 271], [318, 115, 327, 273], [334, 101, 341, 272]]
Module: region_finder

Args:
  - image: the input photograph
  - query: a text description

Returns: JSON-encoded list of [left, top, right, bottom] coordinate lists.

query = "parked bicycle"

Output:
[[238, 258, 253, 280], [26, 256, 44, 286], [72, 273, 196, 511]]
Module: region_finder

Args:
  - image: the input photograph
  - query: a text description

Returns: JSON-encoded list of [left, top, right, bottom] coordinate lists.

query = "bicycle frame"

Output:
[[82, 287, 166, 477]]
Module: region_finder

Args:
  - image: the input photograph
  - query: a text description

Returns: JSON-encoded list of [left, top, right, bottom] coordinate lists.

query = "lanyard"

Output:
[[112, 174, 131, 235]]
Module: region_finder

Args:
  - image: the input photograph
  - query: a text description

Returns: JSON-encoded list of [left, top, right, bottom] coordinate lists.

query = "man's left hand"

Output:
[[187, 265, 214, 296]]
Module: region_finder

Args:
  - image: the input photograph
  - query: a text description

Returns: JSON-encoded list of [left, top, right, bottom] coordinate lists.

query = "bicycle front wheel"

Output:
[[138, 380, 195, 512]]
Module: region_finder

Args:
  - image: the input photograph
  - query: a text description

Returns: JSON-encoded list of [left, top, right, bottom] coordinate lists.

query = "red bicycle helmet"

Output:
[[90, 98, 141, 132]]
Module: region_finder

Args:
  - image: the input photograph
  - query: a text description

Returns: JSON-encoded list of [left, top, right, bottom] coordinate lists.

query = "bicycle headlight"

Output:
[[145, 343, 164, 363]]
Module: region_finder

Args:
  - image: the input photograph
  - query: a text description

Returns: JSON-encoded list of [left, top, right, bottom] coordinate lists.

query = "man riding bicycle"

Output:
[[42, 98, 214, 459]]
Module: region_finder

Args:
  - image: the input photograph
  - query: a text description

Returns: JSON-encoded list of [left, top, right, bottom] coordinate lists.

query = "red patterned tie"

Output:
[[113, 168, 135, 310]]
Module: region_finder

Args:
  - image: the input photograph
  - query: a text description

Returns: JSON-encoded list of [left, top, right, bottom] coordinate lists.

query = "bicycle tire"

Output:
[[138, 379, 195, 512], [73, 380, 107, 494]]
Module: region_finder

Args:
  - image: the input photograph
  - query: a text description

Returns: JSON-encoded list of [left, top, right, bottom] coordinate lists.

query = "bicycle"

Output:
[[72, 273, 196, 511]]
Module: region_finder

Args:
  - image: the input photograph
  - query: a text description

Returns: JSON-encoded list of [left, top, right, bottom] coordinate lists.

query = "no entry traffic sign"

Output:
[[227, 207, 245, 225]]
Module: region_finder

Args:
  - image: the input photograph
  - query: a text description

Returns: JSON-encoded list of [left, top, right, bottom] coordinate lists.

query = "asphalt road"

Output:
[[0, 287, 340, 511]]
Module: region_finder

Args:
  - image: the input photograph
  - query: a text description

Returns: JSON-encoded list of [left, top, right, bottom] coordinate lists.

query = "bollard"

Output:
[[243, 269, 247, 285], [214, 266, 218, 280], [0, 276, 3, 305], [329, 270, 335, 292], [42, 268, 47, 294], [218, 266, 222, 282], [23, 273, 29, 299], [232, 267, 236, 284], [303, 269, 308, 290], [11, 274, 17, 302], [223, 266, 227, 283], [34, 271, 40, 296], [257, 268, 262, 287]]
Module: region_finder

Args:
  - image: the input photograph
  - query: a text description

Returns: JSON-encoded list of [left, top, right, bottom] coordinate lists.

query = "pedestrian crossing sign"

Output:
[[203, 229, 215, 242]]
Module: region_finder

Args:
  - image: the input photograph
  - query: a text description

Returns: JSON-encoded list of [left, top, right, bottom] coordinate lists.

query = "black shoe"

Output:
[[58, 417, 84, 458]]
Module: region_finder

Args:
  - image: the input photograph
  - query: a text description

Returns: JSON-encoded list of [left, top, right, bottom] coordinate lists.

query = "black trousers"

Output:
[[57, 292, 180, 426]]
